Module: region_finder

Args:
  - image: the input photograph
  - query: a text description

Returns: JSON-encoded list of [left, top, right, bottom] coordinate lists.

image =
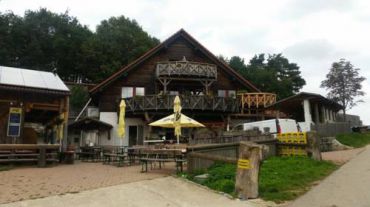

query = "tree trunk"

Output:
[[235, 142, 262, 200], [343, 109, 346, 122]]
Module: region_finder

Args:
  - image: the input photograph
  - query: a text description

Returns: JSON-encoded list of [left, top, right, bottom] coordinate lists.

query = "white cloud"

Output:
[[1, 0, 369, 124]]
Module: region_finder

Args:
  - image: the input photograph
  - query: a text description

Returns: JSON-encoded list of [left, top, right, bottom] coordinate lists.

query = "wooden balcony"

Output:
[[238, 93, 277, 114], [156, 60, 217, 80], [124, 95, 239, 113]]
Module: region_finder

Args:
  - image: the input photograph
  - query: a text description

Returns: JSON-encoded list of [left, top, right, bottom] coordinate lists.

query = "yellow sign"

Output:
[[238, 159, 251, 169], [10, 107, 22, 113]]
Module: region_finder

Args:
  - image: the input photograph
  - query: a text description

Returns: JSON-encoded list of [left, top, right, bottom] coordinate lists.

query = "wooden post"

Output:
[[38, 146, 46, 167], [235, 142, 262, 200], [306, 131, 322, 161]]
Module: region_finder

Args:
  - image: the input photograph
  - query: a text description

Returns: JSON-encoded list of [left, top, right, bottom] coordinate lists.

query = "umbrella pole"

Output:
[[177, 135, 179, 144]]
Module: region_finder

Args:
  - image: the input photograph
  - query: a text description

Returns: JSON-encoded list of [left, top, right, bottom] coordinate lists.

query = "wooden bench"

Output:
[[0, 144, 59, 167]]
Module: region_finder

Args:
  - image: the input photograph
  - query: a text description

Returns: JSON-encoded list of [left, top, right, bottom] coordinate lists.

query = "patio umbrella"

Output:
[[174, 96, 182, 144], [117, 100, 126, 138], [149, 113, 205, 144]]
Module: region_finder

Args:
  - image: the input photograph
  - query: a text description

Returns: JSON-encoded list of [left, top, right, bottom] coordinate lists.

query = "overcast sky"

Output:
[[1, 0, 369, 124]]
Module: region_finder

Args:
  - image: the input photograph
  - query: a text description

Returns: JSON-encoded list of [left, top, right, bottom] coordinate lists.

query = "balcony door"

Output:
[[128, 125, 144, 146]]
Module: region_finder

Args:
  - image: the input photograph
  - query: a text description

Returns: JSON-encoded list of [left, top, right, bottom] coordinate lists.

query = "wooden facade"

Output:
[[91, 29, 260, 116], [87, 29, 278, 145]]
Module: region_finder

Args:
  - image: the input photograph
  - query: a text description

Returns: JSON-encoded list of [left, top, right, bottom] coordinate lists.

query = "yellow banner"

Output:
[[10, 107, 22, 114], [238, 159, 251, 169]]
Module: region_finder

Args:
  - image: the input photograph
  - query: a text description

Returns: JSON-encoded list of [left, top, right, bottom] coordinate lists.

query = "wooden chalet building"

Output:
[[83, 29, 276, 147]]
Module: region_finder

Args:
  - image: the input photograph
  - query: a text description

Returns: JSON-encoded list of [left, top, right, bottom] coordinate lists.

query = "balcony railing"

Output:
[[156, 60, 217, 80], [124, 95, 239, 113]]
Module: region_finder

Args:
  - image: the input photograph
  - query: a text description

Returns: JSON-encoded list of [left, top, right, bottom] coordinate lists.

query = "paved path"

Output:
[[288, 146, 370, 207], [0, 162, 171, 204], [0, 177, 261, 207]]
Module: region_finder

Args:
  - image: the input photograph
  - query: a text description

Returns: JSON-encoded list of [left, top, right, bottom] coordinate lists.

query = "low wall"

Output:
[[187, 139, 277, 172]]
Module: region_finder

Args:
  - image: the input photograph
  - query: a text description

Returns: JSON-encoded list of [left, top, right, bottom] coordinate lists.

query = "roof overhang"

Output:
[[266, 92, 343, 113]]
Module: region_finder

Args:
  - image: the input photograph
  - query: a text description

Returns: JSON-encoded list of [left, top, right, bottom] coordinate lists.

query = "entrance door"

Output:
[[128, 126, 138, 147]]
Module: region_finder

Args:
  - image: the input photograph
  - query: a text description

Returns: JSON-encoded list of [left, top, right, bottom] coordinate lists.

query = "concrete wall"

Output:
[[99, 112, 148, 147]]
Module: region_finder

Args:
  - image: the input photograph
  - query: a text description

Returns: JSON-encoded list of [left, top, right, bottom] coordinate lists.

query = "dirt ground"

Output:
[[0, 161, 174, 204], [321, 147, 364, 164]]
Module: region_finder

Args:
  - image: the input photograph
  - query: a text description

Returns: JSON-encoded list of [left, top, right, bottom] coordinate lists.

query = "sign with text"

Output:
[[237, 159, 251, 169], [7, 107, 22, 137]]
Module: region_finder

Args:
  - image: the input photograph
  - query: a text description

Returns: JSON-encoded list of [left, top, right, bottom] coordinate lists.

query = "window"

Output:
[[122, 87, 133, 98], [121, 87, 145, 98], [228, 90, 236, 98], [135, 87, 145, 96], [218, 90, 236, 98], [218, 90, 226, 97]]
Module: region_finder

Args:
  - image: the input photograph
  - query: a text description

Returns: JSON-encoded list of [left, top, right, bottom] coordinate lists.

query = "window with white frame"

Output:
[[135, 87, 145, 96], [121, 87, 145, 98], [122, 87, 134, 98], [218, 90, 236, 98]]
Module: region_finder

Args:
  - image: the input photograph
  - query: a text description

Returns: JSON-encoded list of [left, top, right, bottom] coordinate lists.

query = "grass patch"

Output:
[[259, 156, 337, 203], [0, 165, 12, 171], [182, 156, 337, 203], [336, 132, 370, 148]]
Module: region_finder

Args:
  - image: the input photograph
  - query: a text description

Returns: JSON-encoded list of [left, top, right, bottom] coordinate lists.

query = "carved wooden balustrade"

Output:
[[156, 60, 217, 80], [124, 95, 239, 113]]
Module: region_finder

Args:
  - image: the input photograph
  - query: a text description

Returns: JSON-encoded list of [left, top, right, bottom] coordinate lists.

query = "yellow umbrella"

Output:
[[117, 100, 126, 138], [149, 113, 205, 144], [173, 96, 182, 144], [57, 113, 65, 140], [149, 113, 205, 128]]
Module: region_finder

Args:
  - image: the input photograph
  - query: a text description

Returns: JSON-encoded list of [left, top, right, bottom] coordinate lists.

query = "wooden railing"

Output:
[[156, 60, 217, 80], [238, 93, 276, 113], [124, 95, 239, 113]]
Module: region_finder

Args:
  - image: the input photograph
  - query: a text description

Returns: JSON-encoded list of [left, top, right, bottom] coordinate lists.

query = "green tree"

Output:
[[0, 9, 93, 81], [227, 54, 306, 99], [320, 59, 366, 120], [0, 9, 159, 83], [70, 85, 89, 110], [85, 16, 159, 82]]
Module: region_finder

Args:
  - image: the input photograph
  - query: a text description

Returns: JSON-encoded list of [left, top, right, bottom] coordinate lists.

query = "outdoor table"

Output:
[[140, 148, 186, 172]]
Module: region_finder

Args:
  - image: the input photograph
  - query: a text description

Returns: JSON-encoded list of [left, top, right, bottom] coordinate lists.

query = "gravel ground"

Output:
[[0, 161, 173, 204]]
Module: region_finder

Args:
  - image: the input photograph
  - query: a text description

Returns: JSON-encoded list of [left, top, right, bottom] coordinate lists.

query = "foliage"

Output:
[[70, 85, 89, 110], [320, 59, 366, 119], [227, 54, 306, 99], [0, 8, 159, 83], [184, 157, 337, 203], [336, 132, 370, 148]]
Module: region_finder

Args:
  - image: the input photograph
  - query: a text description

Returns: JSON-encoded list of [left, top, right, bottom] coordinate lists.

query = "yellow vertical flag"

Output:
[[173, 96, 182, 144], [117, 100, 126, 138]]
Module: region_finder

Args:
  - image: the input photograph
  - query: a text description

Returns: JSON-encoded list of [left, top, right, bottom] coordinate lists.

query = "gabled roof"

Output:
[[0, 66, 70, 95], [267, 92, 343, 112], [90, 29, 260, 94]]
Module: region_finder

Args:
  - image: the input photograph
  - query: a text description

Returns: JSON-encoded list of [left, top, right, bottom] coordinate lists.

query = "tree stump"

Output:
[[235, 141, 262, 199]]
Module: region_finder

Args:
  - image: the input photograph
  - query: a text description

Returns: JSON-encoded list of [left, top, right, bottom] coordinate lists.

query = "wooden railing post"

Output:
[[235, 142, 262, 200]]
